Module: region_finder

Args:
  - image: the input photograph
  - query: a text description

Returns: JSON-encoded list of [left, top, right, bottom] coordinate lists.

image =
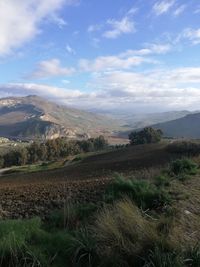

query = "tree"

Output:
[[93, 135, 108, 150], [17, 148, 28, 165], [0, 155, 4, 168], [28, 142, 41, 163], [129, 127, 163, 145]]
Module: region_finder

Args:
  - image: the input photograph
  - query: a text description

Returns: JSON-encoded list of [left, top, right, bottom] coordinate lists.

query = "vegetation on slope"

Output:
[[0, 136, 108, 168], [129, 127, 163, 145], [0, 157, 199, 266]]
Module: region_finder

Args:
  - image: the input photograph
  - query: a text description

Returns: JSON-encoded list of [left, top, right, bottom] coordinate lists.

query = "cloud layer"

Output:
[[0, 0, 76, 56], [29, 59, 75, 79], [1, 67, 200, 112]]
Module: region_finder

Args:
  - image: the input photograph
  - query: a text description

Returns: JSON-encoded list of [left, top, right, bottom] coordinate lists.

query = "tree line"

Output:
[[129, 127, 163, 145], [0, 136, 108, 168]]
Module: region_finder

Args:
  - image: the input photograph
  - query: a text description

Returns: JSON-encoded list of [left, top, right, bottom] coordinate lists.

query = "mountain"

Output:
[[120, 110, 192, 129], [0, 95, 120, 140], [152, 113, 200, 138], [92, 110, 192, 129], [117, 110, 196, 138]]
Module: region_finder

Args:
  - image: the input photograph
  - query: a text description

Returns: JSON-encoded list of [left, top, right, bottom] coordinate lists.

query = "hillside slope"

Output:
[[153, 113, 200, 138], [95, 110, 191, 129], [0, 95, 120, 140]]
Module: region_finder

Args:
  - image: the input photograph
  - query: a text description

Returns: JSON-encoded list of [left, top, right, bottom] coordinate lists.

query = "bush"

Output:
[[94, 198, 158, 266], [170, 159, 198, 176], [129, 127, 163, 145], [166, 141, 200, 156], [105, 175, 171, 209]]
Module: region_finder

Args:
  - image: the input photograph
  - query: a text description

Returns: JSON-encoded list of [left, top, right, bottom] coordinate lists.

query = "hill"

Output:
[[94, 110, 192, 129], [152, 112, 200, 138], [0, 95, 120, 140]]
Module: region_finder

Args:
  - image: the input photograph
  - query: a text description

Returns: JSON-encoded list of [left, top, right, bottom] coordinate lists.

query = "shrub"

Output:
[[94, 198, 158, 266], [129, 127, 163, 145], [170, 159, 198, 176], [105, 175, 171, 209], [166, 141, 200, 156]]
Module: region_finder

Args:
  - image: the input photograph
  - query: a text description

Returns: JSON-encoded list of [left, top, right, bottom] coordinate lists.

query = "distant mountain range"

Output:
[[115, 110, 192, 129], [152, 113, 200, 138], [0, 95, 120, 140], [0, 95, 199, 140]]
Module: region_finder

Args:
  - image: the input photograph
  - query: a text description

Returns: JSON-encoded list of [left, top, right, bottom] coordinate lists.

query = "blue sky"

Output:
[[0, 0, 200, 112]]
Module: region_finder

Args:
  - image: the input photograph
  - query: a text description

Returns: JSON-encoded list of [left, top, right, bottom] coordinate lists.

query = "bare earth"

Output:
[[0, 144, 177, 219]]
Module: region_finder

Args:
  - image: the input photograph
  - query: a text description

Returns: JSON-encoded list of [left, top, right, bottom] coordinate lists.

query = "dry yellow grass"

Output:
[[94, 198, 158, 261], [166, 175, 200, 247]]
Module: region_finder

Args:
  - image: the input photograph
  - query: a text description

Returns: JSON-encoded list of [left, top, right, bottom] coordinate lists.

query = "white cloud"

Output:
[[1, 67, 200, 111], [79, 56, 152, 72], [50, 14, 68, 28], [173, 4, 186, 17], [79, 55, 156, 72], [103, 16, 135, 39], [66, 44, 76, 55], [29, 59, 75, 79], [79, 44, 171, 72], [153, 0, 175, 15], [87, 24, 102, 33], [182, 28, 200, 45], [84, 67, 200, 111], [120, 44, 172, 57], [0, 83, 83, 102], [127, 7, 138, 16], [0, 0, 77, 56]]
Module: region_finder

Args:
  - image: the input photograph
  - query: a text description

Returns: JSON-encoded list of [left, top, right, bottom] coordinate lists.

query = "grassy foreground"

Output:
[[0, 158, 200, 267]]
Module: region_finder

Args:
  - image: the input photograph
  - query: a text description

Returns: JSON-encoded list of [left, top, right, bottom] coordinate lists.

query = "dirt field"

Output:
[[0, 143, 179, 219]]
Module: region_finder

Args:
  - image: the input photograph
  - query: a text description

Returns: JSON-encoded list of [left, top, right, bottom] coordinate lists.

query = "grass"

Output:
[[3, 160, 65, 175], [0, 218, 45, 266], [0, 217, 87, 267], [46, 202, 98, 230], [170, 158, 198, 176], [67, 228, 98, 267], [0, 191, 199, 266], [166, 140, 200, 156], [0, 144, 199, 266], [105, 174, 171, 209], [154, 175, 170, 187], [94, 198, 158, 266], [144, 246, 184, 267], [184, 244, 200, 267]]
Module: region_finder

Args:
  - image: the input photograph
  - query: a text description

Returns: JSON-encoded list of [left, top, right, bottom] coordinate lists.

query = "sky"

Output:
[[0, 0, 200, 113]]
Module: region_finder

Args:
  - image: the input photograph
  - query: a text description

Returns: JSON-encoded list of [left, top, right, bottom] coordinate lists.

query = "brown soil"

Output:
[[0, 143, 178, 219]]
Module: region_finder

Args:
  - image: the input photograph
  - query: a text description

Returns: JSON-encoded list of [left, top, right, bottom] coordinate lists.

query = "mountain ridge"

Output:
[[152, 112, 200, 138], [0, 95, 120, 140]]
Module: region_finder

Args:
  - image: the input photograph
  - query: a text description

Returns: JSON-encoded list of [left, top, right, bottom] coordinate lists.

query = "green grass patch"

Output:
[[46, 202, 98, 231], [105, 174, 171, 210], [169, 159, 198, 181], [154, 175, 170, 187], [3, 160, 65, 175]]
